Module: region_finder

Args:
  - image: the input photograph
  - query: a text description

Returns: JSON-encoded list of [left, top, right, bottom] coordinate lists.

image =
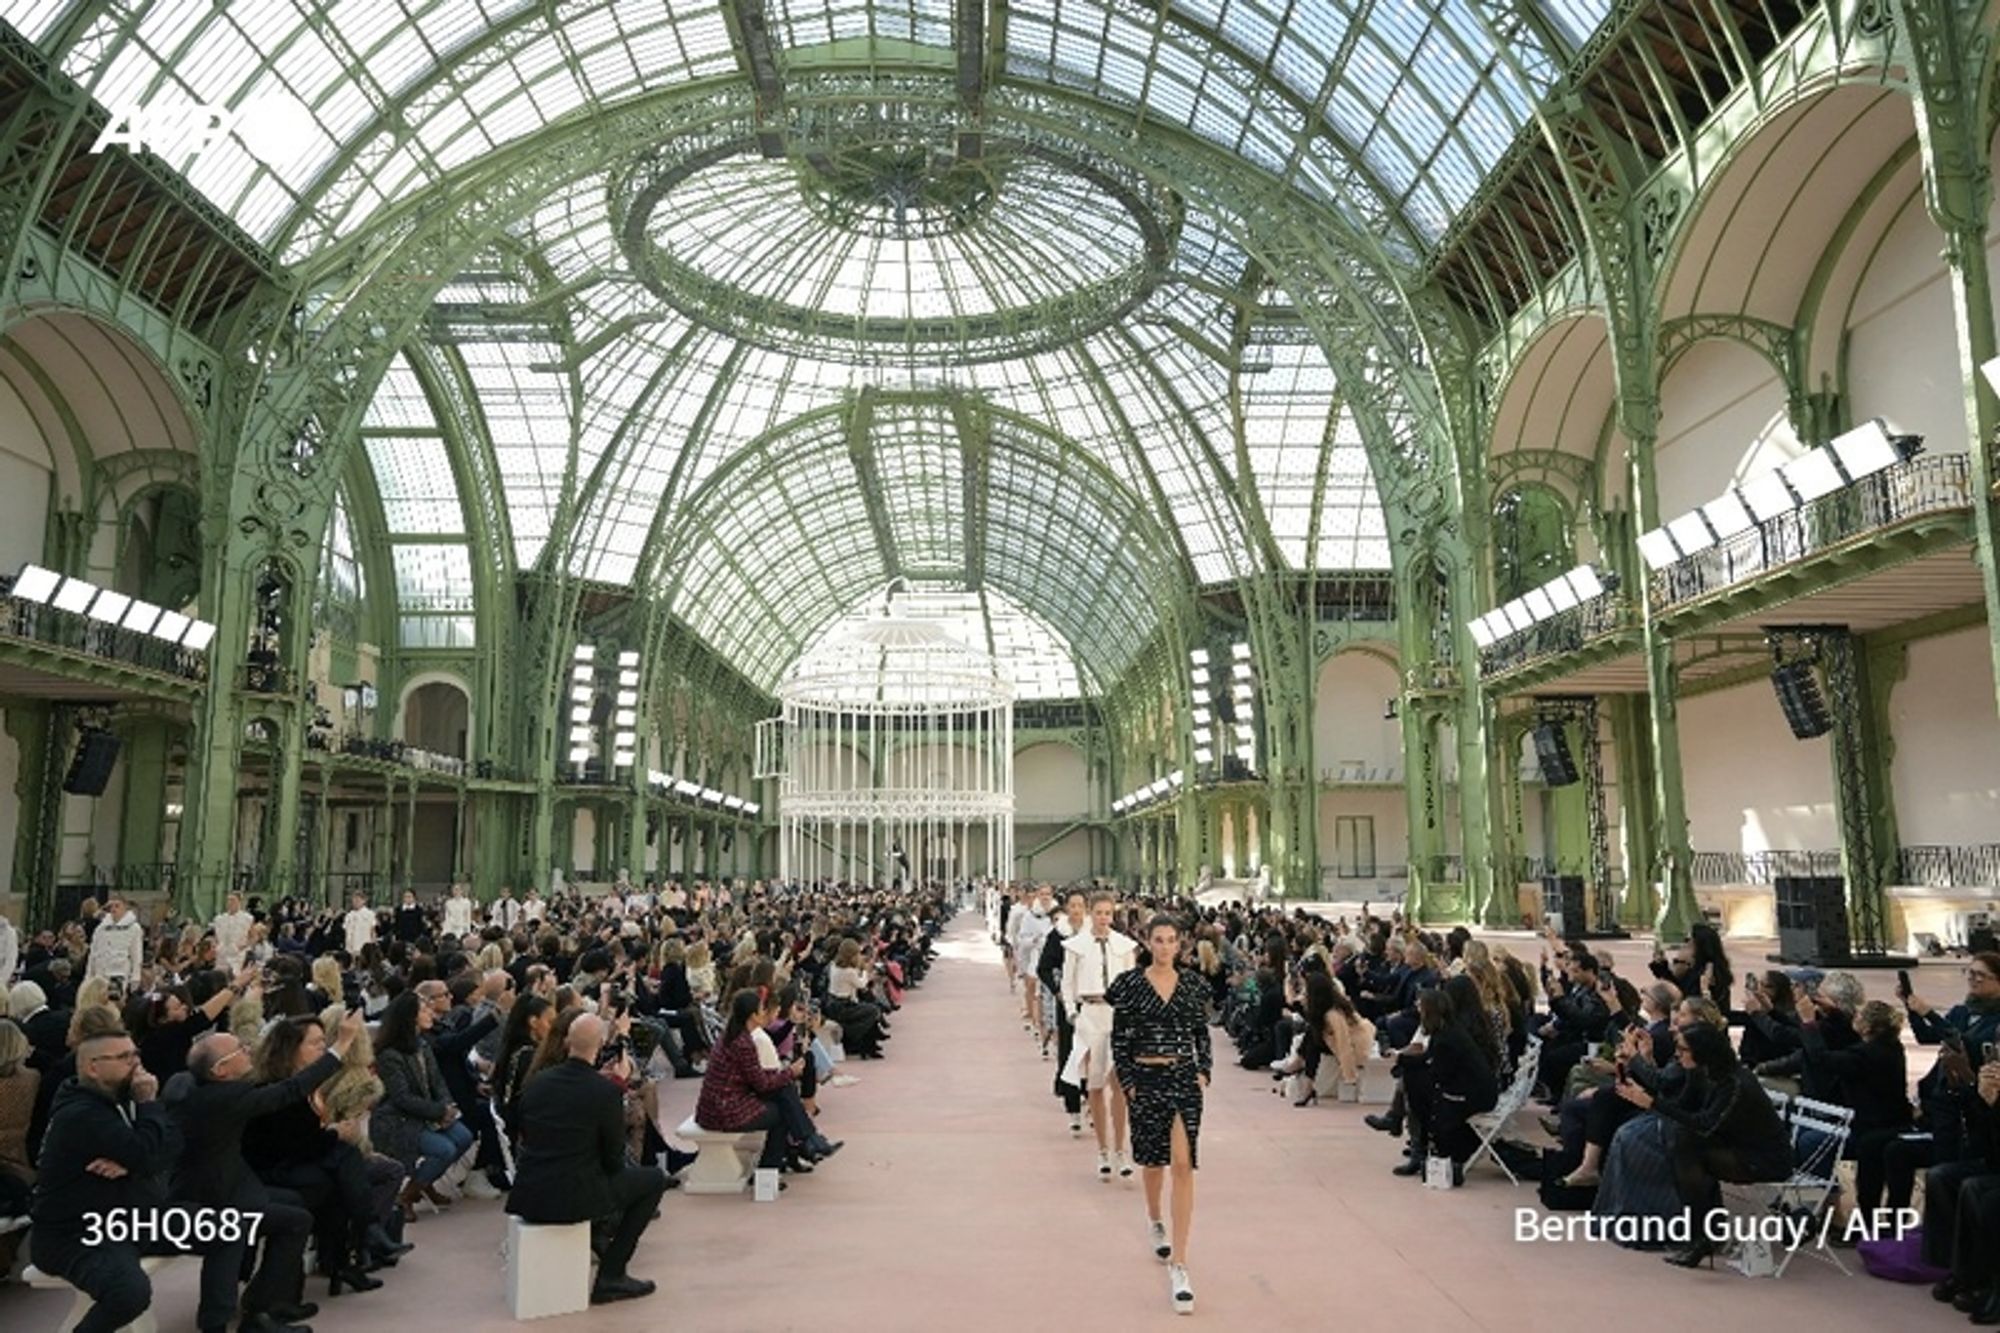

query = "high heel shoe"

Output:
[[1663, 1237, 1718, 1269], [1292, 1088, 1318, 1108], [328, 1268, 384, 1296], [364, 1223, 413, 1261], [396, 1180, 424, 1224]]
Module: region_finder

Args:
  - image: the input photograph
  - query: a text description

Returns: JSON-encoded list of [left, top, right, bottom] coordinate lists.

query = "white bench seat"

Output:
[[25, 1254, 185, 1333], [675, 1116, 766, 1195]]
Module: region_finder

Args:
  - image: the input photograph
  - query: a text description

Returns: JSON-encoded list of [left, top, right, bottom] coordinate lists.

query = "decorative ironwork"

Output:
[[1534, 695, 1621, 936], [1649, 455, 1973, 609]]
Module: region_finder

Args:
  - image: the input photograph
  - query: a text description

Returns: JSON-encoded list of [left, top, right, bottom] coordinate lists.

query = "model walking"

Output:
[[1108, 913, 1209, 1315], [1062, 891, 1138, 1179], [1036, 888, 1089, 1134]]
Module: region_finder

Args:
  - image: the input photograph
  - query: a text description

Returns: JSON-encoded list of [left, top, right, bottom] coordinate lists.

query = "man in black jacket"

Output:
[[160, 1008, 363, 1331], [30, 1026, 180, 1333], [506, 1012, 663, 1305], [418, 976, 508, 1193]]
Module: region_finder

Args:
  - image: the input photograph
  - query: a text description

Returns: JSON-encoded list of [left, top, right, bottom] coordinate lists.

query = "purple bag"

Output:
[[1856, 1228, 1948, 1284]]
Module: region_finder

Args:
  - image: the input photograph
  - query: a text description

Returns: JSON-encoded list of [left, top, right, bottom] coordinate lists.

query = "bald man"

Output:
[[506, 1013, 664, 1305], [162, 1010, 363, 1331]]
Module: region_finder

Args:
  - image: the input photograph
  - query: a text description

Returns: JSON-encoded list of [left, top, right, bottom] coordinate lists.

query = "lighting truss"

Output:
[[1115, 770, 1185, 814], [568, 641, 599, 771], [1635, 419, 1923, 570], [612, 649, 641, 770]]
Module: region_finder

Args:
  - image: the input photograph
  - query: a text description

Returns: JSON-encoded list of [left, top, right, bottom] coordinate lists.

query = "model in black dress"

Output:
[[1108, 914, 1210, 1316]]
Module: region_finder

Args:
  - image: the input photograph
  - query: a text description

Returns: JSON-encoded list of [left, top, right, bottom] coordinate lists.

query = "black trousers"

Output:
[[261, 1139, 377, 1270], [1922, 1159, 2000, 1271], [598, 1165, 667, 1283], [30, 1233, 159, 1333], [1052, 1007, 1082, 1112], [1849, 1126, 1905, 1216], [730, 1103, 791, 1168], [1883, 1133, 1936, 1213]]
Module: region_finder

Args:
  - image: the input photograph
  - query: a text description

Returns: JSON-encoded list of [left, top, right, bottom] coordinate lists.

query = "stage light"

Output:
[[744, 801, 760, 816], [1828, 420, 1901, 480], [1567, 566, 1607, 600], [1544, 579, 1580, 613], [568, 747, 591, 764], [1232, 661, 1253, 680], [1636, 528, 1680, 570], [181, 620, 218, 652], [1189, 667, 1209, 687], [614, 709, 637, 728], [1469, 616, 1499, 648], [85, 590, 131, 623], [1191, 707, 1212, 726], [1701, 492, 1756, 540], [570, 687, 591, 706], [1783, 449, 1844, 501], [618, 650, 640, 667], [1666, 511, 1715, 557], [11, 564, 59, 603], [121, 600, 163, 634], [152, 610, 191, 643], [615, 690, 638, 707], [573, 644, 595, 661], [1188, 647, 1209, 666], [1193, 746, 1214, 765], [1523, 587, 1557, 622], [1739, 471, 1796, 521], [1231, 642, 1251, 660], [572, 665, 593, 681], [52, 578, 96, 613]]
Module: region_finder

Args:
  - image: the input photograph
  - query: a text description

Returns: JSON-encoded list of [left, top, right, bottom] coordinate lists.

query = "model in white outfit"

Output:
[[1012, 887, 1056, 1049], [211, 894, 254, 973], [0, 909, 17, 985], [85, 900, 145, 983], [441, 884, 476, 938], [343, 893, 378, 956], [522, 888, 546, 922], [1061, 892, 1139, 1179], [491, 888, 523, 932]]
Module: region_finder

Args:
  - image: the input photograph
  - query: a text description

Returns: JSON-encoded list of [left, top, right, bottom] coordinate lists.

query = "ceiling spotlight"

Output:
[[12, 564, 60, 603]]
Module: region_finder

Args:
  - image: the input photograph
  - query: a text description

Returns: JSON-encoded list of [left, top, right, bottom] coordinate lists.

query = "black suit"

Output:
[[506, 1058, 663, 1283], [162, 1052, 341, 1327]]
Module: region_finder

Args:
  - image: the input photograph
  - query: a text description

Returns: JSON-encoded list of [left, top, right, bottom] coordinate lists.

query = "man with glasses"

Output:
[[162, 1008, 365, 1332], [29, 1022, 178, 1333]]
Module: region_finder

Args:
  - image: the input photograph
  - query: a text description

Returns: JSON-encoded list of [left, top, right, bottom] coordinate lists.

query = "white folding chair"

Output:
[[1725, 1093, 1854, 1278], [1464, 1038, 1542, 1184]]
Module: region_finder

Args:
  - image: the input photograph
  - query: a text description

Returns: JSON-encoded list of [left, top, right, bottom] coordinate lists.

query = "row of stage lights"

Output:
[[1112, 769, 1184, 815], [568, 644, 641, 769], [9, 564, 218, 651], [1468, 420, 1922, 650], [1189, 641, 1256, 772], [644, 769, 760, 817]]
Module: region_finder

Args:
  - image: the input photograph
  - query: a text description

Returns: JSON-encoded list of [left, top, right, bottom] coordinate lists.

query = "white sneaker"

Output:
[[461, 1174, 502, 1200], [1116, 1150, 1134, 1178], [1169, 1263, 1193, 1314], [828, 1074, 861, 1088], [1097, 1149, 1112, 1179], [1150, 1220, 1170, 1261], [1068, 1113, 1083, 1138]]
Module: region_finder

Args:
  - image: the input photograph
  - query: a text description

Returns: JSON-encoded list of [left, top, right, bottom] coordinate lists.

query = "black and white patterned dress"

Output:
[[1108, 965, 1213, 1168]]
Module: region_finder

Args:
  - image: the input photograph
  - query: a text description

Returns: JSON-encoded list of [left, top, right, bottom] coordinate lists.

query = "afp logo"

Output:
[[91, 96, 316, 162]]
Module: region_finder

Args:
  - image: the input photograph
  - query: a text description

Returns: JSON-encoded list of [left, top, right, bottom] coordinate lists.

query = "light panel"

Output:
[[152, 610, 192, 643], [1665, 511, 1716, 557], [52, 578, 96, 613], [1701, 492, 1757, 540], [85, 590, 132, 624], [1636, 528, 1681, 571], [182, 621, 219, 652], [121, 600, 163, 634], [1782, 449, 1844, 501], [1829, 420, 1900, 481], [1468, 616, 1499, 648], [1566, 567, 1606, 601], [11, 564, 59, 603], [1544, 578, 1580, 612], [1739, 472, 1797, 521], [1522, 587, 1557, 622]]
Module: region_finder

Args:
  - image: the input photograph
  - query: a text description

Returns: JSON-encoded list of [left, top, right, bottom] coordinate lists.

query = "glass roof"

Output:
[[800, 585, 1084, 700], [5, 1, 1610, 258]]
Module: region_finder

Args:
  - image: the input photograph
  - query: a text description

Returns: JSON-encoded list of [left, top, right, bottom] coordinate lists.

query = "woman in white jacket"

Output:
[[441, 882, 476, 939]]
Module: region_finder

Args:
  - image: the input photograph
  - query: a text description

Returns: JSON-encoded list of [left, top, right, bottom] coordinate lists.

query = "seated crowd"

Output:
[[1138, 899, 2000, 1315], [0, 877, 941, 1331]]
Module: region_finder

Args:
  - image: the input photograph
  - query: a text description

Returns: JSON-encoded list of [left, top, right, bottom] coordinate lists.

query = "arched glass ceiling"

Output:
[[359, 351, 477, 648], [802, 584, 1083, 700], [654, 395, 1172, 693], [5, 1, 1614, 258]]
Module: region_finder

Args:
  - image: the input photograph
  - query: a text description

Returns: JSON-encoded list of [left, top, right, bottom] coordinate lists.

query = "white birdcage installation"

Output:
[[774, 615, 1013, 886]]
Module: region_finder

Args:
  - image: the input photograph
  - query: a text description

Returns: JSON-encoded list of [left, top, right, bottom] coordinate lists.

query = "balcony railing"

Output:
[[1897, 844, 2000, 889], [1476, 589, 1628, 677], [1650, 454, 1972, 610], [1692, 850, 1844, 884], [0, 597, 208, 682]]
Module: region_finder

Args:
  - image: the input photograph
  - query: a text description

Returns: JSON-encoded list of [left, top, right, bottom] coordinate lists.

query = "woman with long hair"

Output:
[[825, 938, 885, 1058], [1393, 987, 1501, 1186], [494, 994, 554, 1141], [1108, 913, 1210, 1315], [693, 990, 811, 1176], [370, 991, 474, 1220]]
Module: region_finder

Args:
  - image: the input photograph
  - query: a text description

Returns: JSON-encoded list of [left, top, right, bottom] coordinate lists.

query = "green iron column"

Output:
[[372, 777, 395, 903], [1895, 0, 2000, 720], [399, 777, 418, 894], [1481, 698, 1520, 928], [313, 778, 332, 910], [1821, 630, 1904, 955], [177, 545, 259, 921], [1609, 695, 1659, 929], [8, 702, 59, 927], [116, 713, 172, 875]]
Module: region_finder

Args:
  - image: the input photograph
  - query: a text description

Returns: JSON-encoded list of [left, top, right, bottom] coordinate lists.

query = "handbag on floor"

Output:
[[1423, 1154, 1459, 1190]]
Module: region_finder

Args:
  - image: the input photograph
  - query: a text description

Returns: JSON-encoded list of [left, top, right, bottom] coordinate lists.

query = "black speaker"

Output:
[[1542, 875, 1586, 935], [1775, 874, 1849, 963], [646, 812, 659, 846], [588, 693, 613, 727], [1771, 663, 1832, 739], [1532, 722, 1579, 787], [62, 729, 121, 796]]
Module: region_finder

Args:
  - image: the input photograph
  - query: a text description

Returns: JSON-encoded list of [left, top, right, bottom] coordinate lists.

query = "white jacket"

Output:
[[442, 895, 475, 938], [86, 911, 145, 982], [0, 914, 16, 984], [211, 910, 253, 972], [1060, 928, 1139, 1015], [343, 906, 377, 956]]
